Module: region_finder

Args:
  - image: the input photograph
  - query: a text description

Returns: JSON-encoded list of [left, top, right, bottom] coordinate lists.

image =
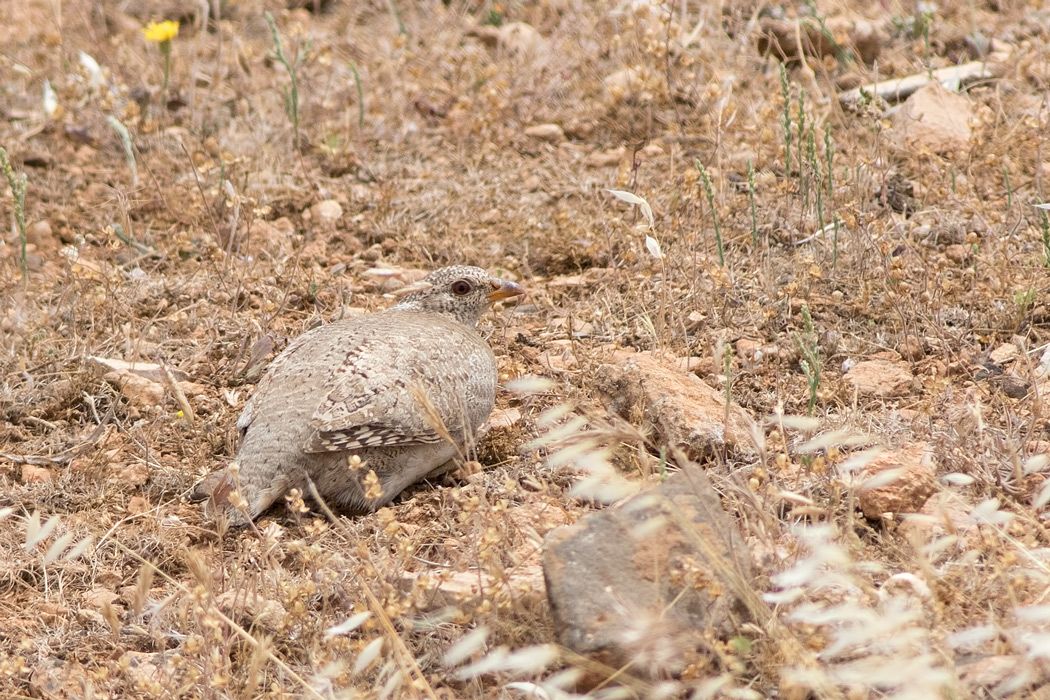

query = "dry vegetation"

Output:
[[3, 0, 1050, 697]]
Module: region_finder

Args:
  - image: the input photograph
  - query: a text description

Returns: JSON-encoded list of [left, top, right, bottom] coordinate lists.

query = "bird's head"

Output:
[[391, 265, 525, 326]]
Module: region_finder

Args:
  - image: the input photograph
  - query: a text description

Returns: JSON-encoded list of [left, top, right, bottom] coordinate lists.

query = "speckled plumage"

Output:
[[203, 266, 524, 524]]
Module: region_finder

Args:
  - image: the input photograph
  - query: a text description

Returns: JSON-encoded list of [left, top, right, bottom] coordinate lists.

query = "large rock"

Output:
[[844, 359, 917, 398], [400, 564, 545, 613], [757, 17, 886, 65], [30, 658, 92, 700], [857, 442, 936, 519], [897, 491, 980, 558], [120, 651, 176, 694], [892, 82, 974, 155], [543, 466, 753, 675], [594, 351, 756, 459]]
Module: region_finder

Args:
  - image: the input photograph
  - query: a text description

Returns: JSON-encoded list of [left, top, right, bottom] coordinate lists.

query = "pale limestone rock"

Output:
[[893, 82, 974, 155], [844, 359, 917, 398]]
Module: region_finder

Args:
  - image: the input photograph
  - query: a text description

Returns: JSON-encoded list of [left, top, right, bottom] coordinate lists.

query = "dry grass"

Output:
[[3, 0, 1050, 697]]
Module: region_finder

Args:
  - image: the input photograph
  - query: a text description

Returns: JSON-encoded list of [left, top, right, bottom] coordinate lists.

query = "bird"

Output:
[[199, 265, 525, 525]]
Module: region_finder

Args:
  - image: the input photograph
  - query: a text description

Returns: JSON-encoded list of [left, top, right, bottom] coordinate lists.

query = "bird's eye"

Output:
[[451, 279, 473, 296]]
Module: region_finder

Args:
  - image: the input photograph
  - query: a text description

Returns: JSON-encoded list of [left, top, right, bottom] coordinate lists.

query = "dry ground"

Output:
[[3, 0, 1050, 698]]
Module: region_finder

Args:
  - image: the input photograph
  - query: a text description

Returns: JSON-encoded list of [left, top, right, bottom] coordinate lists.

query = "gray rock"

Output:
[[543, 466, 753, 676]]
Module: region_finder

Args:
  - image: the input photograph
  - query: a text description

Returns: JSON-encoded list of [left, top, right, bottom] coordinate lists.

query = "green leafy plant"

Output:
[[824, 122, 834, 204], [388, 0, 406, 34], [796, 87, 806, 187], [795, 305, 822, 415], [1003, 165, 1012, 209], [265, 12, 308, 151], [695, 159, 724, 266], [350, 61, 365, 128], [780, 64, 792, 174], [1013, 288, 1036, 310], [832, 214, 841, 269], [747, 159, 758, 248], [806, 125, 819, 227], [0, 147, 28, 282], [918, 3, 936, 79], [803, 0, 853, 64], [1041, 209, 1050, 267], [723, 342, 734, 424]]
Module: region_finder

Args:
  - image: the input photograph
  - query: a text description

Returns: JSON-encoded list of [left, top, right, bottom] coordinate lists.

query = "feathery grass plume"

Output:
[[23, 510, 59, 552], [527, 405, 638, 504], [23, 511, 93, 563], [767, 524, 953, 699], [606, 188, 673, 343], [326, 611, 372, 637], [79, 51, 104, 91], [512, 377, 639, 504], [442, 626, 490, 668], [606, 188, 654, 230], [450, 643, 558, 681], [130, 563, 155, 615], [353, 636, 384, 674], [42, 79, 59, 118], [0, 147, 28, 281]]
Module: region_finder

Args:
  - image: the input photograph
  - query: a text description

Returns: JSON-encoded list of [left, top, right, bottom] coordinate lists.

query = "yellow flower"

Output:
[[142, 20, 179, 43]]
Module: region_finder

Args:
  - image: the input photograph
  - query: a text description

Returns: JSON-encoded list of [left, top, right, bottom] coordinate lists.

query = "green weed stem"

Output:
[[747, 159, 758, 248], [264, 12, 305, 151], [780, 64, 792, 175], [0, 147, 28, 282], [695, 159, 724, 266]]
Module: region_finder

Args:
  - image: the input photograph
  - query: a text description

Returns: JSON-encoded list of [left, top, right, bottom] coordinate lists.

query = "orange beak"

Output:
[[488, 277, 525, 302]]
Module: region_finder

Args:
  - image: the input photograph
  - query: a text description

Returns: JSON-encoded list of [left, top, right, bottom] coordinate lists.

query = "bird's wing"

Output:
[[303, 341, 468, 453], [236, 332, 314, 434]]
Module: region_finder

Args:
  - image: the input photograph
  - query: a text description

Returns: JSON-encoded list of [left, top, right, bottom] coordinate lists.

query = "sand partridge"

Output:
[[203, 266, 524, 524]]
